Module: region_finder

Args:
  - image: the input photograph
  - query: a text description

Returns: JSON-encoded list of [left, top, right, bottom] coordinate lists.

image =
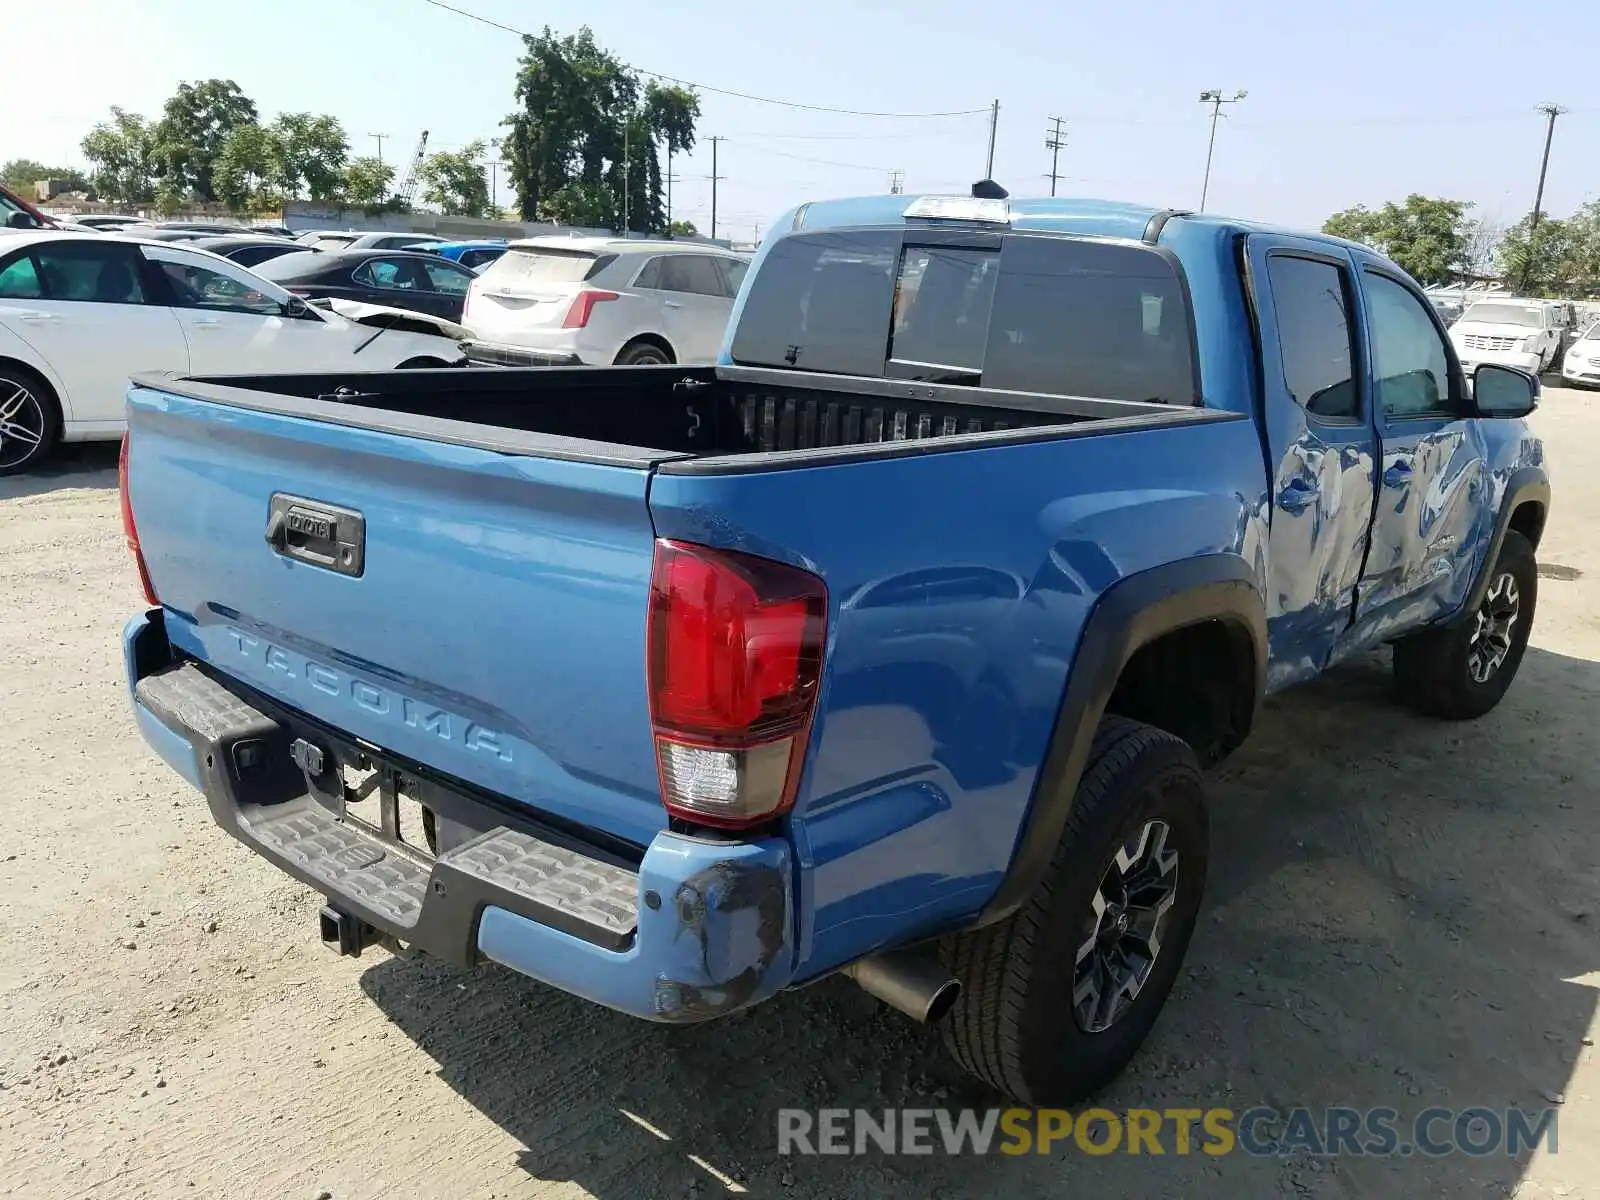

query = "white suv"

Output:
[[461, 237, 749, 367], [1449, 299, 1565, 377]]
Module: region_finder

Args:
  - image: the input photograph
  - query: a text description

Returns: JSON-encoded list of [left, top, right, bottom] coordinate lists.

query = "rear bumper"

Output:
[[122, 610, 795, 1022], [462, 340, 586, 368]]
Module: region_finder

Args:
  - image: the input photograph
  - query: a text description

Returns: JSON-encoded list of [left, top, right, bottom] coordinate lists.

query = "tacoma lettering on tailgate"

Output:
[[225, 629, 512, 761]]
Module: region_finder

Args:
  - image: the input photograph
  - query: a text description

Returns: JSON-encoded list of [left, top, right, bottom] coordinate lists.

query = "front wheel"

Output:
[[1393, 529, 1537, 719], [939, 715, 1208, 1106]]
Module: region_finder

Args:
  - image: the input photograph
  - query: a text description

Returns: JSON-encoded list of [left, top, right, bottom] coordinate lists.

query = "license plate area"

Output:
[[321, 749, 436, 866]]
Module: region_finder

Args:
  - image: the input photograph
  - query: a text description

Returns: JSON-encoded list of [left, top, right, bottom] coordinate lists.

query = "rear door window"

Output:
[[0, 254, 43, 299], [1263, 254, 1359, 421], [659, 255, 729, 298], [420, 259, 472, 295], [716, 257, 749, 297]]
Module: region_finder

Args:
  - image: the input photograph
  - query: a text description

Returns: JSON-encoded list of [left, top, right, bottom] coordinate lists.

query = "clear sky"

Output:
[[4, 0, 1595, 239]]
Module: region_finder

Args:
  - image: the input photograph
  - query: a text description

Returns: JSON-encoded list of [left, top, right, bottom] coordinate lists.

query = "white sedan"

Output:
[[0, 231, 467, 474]]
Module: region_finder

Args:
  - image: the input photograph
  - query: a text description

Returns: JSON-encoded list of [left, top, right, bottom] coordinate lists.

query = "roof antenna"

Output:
[[971, 179, 1009, 200]]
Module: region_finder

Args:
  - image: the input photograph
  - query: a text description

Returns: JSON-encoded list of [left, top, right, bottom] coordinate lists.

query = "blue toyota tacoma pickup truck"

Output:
[[120, 190, 1549, 1106]]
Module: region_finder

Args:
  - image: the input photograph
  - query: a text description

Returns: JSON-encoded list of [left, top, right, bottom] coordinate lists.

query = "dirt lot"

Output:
[[2, 391, 1598, 1200]]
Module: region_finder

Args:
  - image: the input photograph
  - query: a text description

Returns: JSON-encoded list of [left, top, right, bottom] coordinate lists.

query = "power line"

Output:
[[417, 0, 990, 118], [728, 141, 895, 172]]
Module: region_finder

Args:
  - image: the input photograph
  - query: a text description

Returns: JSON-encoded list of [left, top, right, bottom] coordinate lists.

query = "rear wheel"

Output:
[[1393, 530, 1537, 719], [939, 715, 1208, 1105], [0, 367, 62, 477], [614, 339, 672, 366]]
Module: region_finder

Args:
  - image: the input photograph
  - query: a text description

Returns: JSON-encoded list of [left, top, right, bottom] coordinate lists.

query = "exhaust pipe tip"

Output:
[[922, 976, 962, 1024], [845, 950, 962, 1024]]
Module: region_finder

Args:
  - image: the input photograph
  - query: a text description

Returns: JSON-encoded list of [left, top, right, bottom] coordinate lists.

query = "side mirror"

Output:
[[1474, 363, 1539, 418], [5, 210, 37, 230]]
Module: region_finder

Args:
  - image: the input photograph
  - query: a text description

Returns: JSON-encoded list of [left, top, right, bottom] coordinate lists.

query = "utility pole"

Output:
[[665, 165, 681, 234], [1044, 116, 1067, 197], [1522, 102, 1568, 293], [369, 132, 389, 168], [707, 136, 726, 240], [1197, 88, 1247, 212], [665, 144, 676, 233], [984, 99, 1000, 179], [887, 169, 905, 194]]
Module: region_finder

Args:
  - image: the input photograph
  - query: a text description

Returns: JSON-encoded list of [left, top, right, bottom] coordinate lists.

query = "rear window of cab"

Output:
[[729, 229, 1197, 405]]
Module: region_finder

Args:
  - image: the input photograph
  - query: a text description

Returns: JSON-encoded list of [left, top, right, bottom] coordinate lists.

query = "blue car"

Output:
[[421, 240, 507, 271], [120, 187, 1547, 1107]]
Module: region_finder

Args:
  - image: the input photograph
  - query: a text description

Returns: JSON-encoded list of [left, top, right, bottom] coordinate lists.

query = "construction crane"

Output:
[[396, 130, 429, 206]]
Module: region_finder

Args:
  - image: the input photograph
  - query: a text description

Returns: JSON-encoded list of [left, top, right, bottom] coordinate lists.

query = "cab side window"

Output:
[[1363, 271, 1457, 420]]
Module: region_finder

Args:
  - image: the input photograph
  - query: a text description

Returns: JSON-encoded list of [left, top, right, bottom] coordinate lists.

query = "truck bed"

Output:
[[136, 362, 1223, 471]]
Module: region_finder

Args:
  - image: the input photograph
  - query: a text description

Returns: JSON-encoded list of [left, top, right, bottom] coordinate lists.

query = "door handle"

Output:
[[1383, 462, 1414, 488], [16, 311, 61, 324], [663, 300, 684, 309], [1277, 477, 1319, 514], [191, 318, 222, 329]]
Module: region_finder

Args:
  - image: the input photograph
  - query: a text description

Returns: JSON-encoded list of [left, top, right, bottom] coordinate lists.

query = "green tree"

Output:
[[1558, 201, 1600, 297], [341, 156, 395, 210], [1, 159, 89, 195], [419, 142, 493, 217], [1322, 195, 1471, 286], [151, 79, 259, 202], [213, 123, 283, 212], [502, 26, 696, 232], [667, 219, 698, 238], [268, 113, 348, 201], [80, 107, 157, 204], [1496, 214, 1574, 296], [544, 180, 615, 227]]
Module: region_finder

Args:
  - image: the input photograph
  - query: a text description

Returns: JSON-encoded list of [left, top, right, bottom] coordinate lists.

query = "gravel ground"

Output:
[[2, 392, 1598, 1200]]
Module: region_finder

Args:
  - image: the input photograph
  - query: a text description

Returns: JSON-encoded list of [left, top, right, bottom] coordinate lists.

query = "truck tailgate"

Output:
[[125, 386, 667, 849]]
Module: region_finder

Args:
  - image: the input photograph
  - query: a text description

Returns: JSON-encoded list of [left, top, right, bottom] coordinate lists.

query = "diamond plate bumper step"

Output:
[[135, 661, 640, 963]]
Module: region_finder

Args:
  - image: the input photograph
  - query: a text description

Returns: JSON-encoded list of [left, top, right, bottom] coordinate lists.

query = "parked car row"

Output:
[[0, 220, 759, 474], [0, 231, 466, 475]]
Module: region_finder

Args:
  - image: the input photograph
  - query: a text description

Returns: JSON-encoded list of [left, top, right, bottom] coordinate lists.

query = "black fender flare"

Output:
[[977, 553, 1267, 926], [1454, 469, 1550, 624]]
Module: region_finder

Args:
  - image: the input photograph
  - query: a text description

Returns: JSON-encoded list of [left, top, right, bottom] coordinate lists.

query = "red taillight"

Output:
[[647, 540, 827, 829], [118, 433, 158, 607], [562, 289, 619, 329]]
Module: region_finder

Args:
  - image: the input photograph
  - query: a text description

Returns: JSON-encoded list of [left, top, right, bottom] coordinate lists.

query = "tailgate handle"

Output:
[[266, 493, 365, 577]]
